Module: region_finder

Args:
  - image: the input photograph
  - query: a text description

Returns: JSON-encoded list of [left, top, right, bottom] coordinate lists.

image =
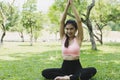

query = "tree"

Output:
[[0, 0, 17, 44], [82, 0, 97, 50], [0, 3, 6, 44], [10, 15, 25, 42], [22, 0, 43, 45], [91, 0, 120, 44], [91, 0, 108, 45], [32, 12, 43, 42]]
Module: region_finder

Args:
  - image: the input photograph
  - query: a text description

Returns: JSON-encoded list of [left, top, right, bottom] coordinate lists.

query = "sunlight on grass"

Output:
[[49, 56, 58, 61], [0, 41, 120, 80], [112, 60, 120, 64], [98, 43, 120, 54], [0, 56, 20, 61], [97, 60, 120, 64], [0, 41, 61, 60]]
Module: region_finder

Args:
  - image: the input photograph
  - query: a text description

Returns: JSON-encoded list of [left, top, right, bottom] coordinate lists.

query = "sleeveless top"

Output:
[[62, 38, 80, 57]]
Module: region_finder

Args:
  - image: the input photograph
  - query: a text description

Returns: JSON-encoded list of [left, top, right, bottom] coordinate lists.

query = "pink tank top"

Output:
[[62, 38, 80, 57]]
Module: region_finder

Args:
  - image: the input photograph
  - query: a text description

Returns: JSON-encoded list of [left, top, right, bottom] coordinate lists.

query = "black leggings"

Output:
[[42, 59, 97, 80]]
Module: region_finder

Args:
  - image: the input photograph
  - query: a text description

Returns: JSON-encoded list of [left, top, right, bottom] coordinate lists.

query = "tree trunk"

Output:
[[18, 31, 24, 42], [94, 22, 107, 45], [93, 33, 103, 45], [21, 32, 24, 42], [89, 31, 97, 50], [86, 0, 97, 50], [87, 19, 97, 50], [30, 26, 33, 46], [0, 24, 6, 44]]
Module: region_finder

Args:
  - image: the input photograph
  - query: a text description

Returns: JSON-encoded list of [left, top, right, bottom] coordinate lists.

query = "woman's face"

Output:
[[65, 24, 77, 38]]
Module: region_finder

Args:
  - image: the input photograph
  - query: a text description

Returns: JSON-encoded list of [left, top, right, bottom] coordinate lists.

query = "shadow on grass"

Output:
[[104, 42, 120, 46], [18, 44, 33, 46]]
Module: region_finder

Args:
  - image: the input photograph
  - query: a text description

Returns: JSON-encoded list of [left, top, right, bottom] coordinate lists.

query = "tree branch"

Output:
[[67, 13, 75, 18], [86, 0, 95, 19]]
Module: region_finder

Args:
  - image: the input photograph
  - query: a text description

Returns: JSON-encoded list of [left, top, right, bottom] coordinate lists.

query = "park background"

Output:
[[0, 0, 120, 80]]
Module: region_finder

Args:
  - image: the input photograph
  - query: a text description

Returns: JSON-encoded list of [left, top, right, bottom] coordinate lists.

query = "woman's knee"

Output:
[[82, 67, 97, 76], [87, 67, 97, 77], [42, 69, 50, 78], [42, 69, 46, 77], [91, 67, 97, 75]]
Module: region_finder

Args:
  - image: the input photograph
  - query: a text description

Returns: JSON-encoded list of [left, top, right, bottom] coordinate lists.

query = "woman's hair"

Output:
[[64, 19, 77, 48]]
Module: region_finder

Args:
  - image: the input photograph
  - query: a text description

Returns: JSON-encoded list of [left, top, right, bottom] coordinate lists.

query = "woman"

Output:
[[42, 0, 97, 80]]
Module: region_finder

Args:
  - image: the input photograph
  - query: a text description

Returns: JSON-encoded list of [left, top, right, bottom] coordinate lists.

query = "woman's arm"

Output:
[[70, 0, 84, 44], [60, 0, 70, 40]]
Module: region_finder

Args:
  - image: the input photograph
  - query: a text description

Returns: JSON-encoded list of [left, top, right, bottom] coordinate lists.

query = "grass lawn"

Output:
[[0, 41, 120, 80]]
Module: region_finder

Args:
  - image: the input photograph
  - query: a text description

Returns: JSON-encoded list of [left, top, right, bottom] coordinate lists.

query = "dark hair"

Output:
[[64, 19, 77, 48]]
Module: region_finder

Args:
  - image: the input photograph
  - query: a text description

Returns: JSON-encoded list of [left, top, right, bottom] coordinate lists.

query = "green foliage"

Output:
[[48, 0, 88, 34], [108, 21, 120, 31], [6, 7, 20, 29], [47, 3, 62, 34], [0, 1, 19, 30], [22, 0, 37, 12], [107, 5, 120, 23], [22, 0, 37, 30], [91, 0, 120, 30]]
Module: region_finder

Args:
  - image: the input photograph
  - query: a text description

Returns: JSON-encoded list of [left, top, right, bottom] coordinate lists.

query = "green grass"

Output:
[[0, 41, 120, 80]]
